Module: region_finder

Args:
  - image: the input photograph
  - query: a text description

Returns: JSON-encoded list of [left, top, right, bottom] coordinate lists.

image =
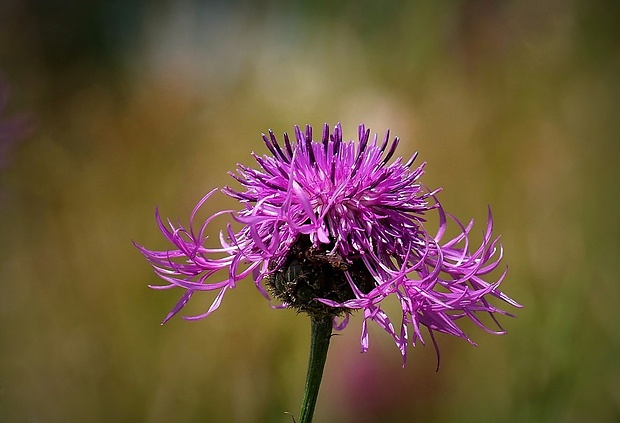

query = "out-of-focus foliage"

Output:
[[0, 1, 618, 422]]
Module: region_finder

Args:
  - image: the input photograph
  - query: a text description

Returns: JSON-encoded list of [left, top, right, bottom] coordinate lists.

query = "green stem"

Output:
[[298, 315, 333, 423]]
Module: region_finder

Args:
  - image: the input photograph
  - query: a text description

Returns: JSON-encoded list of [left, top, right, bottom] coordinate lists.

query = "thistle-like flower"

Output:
[[136, 123, 520, 363]]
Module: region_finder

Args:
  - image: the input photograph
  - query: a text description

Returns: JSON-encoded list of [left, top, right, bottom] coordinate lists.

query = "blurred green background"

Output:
[[1, 0, 619, 422]]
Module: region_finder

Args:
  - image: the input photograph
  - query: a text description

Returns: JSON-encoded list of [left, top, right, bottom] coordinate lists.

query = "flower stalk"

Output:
[[299, 315, 333, 423]]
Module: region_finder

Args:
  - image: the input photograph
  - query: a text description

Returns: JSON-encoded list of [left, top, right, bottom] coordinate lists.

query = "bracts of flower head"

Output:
[[135, 123, 521, 364]]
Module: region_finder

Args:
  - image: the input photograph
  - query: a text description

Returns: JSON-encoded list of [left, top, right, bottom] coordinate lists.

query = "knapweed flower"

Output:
[[136, 123, 520, 363]]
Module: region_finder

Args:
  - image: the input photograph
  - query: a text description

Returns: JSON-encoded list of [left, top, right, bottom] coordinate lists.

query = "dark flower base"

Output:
[[266, 235, 375, 319]]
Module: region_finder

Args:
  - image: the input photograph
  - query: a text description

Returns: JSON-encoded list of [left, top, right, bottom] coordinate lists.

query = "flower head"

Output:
[[136, 123, 520, 363]]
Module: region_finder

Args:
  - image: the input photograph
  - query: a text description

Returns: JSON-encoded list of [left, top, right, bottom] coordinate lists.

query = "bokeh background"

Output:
[[1, 0, 619, 422]]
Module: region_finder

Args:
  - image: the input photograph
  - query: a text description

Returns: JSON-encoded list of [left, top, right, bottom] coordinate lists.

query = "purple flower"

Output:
[[0, 76, 29, 169], [136, 123, 520, 363]]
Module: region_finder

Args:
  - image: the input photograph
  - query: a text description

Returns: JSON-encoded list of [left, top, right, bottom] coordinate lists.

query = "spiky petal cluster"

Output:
[[135, 123, 520, 363]]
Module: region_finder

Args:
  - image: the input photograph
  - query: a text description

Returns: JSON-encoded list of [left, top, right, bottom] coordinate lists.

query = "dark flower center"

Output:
[[266, 235, 375, 318]]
